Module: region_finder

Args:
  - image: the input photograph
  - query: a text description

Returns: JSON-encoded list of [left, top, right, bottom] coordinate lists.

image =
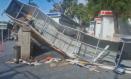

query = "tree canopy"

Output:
[[47, 0, 89, 25], [47, 0, 131, 27], [87, 0, 131, 19], [87, 0, 131, 33]]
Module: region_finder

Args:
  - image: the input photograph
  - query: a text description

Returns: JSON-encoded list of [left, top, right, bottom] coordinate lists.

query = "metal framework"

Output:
[[5, 0, 115, 63]]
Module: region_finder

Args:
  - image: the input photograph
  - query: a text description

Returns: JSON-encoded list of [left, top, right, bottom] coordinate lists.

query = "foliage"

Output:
[[47, 0, 89, 25], [72, 3, 89, 24], [42, 0, 131, 26], [87, 0, 131, 19], [87, 0, 131, 32]]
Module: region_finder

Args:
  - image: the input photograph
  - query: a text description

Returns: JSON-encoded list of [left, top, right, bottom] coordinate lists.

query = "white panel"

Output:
[[102, 16, 114, 40]]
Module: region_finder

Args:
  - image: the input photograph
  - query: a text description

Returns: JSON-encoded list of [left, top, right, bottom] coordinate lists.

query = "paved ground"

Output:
[[0, 41, 131, 79]]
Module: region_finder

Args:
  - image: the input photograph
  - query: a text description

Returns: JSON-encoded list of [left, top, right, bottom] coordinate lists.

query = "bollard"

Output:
[[14, 46, 21, 64]]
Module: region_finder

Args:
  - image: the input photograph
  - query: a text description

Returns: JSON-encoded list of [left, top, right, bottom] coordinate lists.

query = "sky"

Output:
[[0, 0, 11, 21], [0, 0, 86, 21]]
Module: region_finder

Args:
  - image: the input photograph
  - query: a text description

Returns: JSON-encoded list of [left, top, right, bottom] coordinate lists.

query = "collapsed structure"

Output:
[[5, 0, 118, 64]]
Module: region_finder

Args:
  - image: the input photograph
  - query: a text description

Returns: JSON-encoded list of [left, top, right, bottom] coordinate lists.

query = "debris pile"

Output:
[[66, 58, 99, 72]]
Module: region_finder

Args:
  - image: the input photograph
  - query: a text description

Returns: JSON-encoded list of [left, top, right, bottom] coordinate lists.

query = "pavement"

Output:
[[0, 41, 131, 79]]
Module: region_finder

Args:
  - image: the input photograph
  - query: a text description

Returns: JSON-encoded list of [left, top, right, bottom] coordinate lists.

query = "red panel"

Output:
[[99, 10, 112, 15]]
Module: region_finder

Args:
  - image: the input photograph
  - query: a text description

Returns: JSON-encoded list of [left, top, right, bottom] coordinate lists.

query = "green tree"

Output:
[[47, 0, 89, 25], [48, 0, 78, 16], [73, 3, 89, 25], [61, 0, 77, 15], [87, 0, 131, 33]]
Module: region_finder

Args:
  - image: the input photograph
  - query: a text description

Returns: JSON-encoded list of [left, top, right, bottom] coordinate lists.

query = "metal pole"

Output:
[[116, 42, 125, 67], [8, 29, 9, 40], [95, 38, 100, 54], [1, 29, 3, 45], [76, 28, 81, 55], [95, 18, 103, 54], [15, 4, 24, 18]]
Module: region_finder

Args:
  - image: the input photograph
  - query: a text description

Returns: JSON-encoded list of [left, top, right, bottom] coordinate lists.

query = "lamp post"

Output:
[[114, 37, 131, 74], [116, 37, 131, 67]]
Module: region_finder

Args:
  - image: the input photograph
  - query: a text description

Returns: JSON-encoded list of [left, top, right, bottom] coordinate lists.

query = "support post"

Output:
[[18, 26, 31, 61]]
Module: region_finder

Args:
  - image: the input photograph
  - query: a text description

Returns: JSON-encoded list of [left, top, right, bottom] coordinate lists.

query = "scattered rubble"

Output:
[[66, 58, 100, 72], [43, 56, 61, 64]]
